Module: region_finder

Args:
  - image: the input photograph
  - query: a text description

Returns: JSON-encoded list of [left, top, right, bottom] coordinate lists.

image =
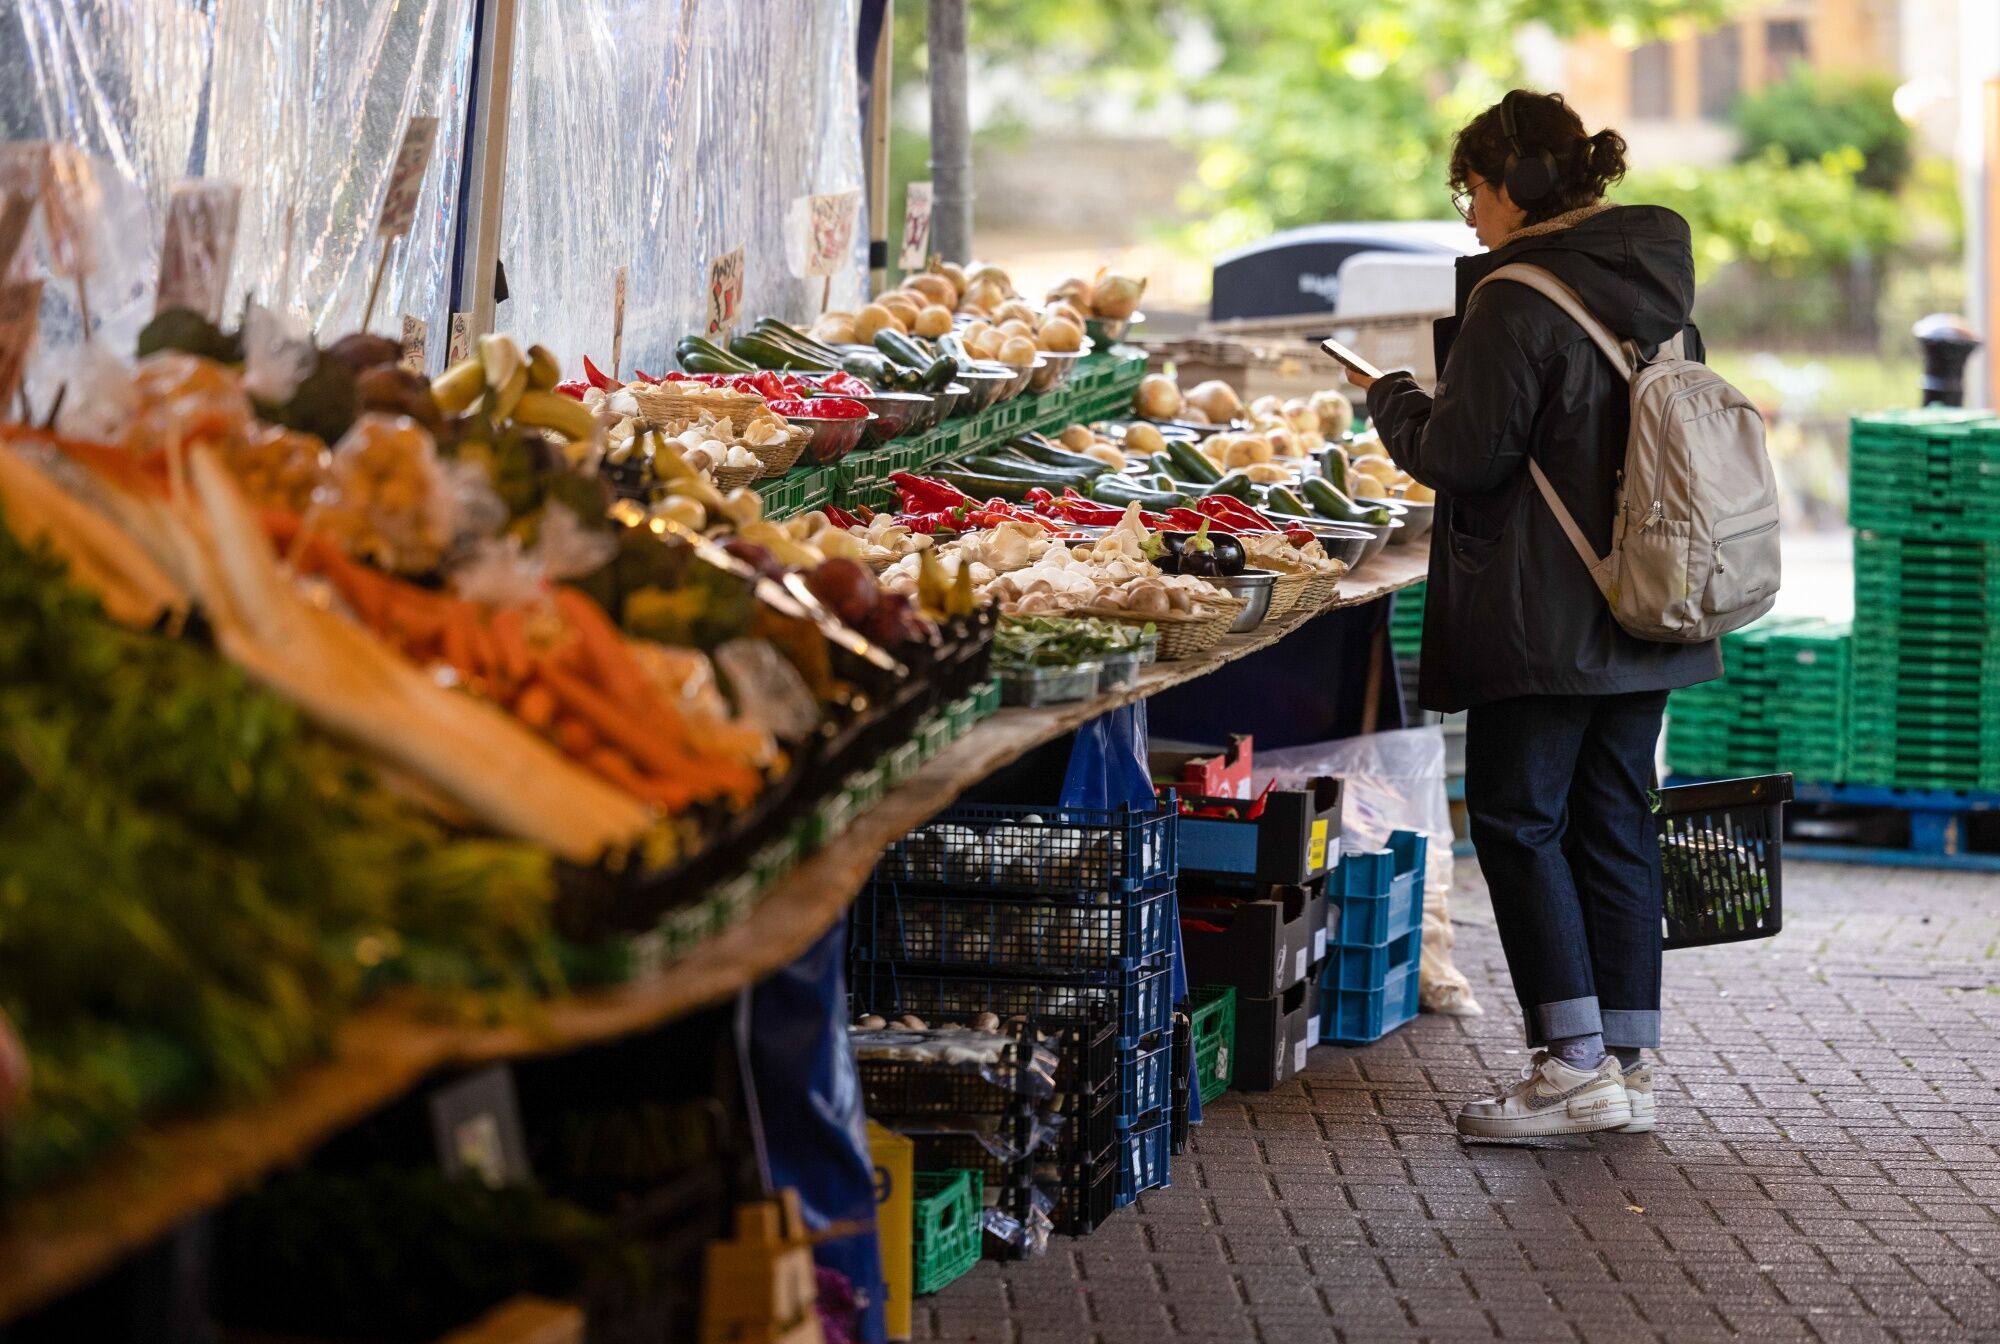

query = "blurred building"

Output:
[[1547, 1, 1948, 167]]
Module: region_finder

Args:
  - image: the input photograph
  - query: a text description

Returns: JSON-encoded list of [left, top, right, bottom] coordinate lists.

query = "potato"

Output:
[[813, 314, 858, 345], [1059, 424, 1095, 451], [1350, 473, 1388, 498], [971, 328, 1005, 360], [1223, 438, 1258, 469], [879, 291, 919, 322], [1403, 480, 1436, 503], [1244, 462, 1292, 484], [853, 303, 898, 341], [1265, 426, 1299, 458], [998, 319, 1036, 343], [913, 304, 953, 337], [1244, 434, 1275, 464], [997, 334, 1039, 368]]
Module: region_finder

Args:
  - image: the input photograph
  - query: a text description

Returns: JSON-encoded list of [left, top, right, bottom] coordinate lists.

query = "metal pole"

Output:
[[460, 0, 517, 341], [927, 0, 972, 263], [865, 4, 894, 291]]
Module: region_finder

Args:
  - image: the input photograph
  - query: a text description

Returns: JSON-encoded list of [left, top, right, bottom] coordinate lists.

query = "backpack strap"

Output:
[[1466, 262, 1621, 573]]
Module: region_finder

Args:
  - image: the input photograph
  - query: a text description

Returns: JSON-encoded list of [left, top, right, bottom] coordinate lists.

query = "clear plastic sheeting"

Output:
[[205, 0, 476, 353], [3, 0, 473, 380], [495, 0, 867, 376]]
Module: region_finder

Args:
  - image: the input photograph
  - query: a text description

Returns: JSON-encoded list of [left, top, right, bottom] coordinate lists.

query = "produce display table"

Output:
[[0, 539, 1428, 1325]]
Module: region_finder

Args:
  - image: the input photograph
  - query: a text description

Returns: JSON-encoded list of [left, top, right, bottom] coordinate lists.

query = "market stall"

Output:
[[0, 9, 1444, 1341]]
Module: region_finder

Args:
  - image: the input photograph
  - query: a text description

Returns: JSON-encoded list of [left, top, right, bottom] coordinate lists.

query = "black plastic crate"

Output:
[[1175, 777, 1343, 884], [874, 801, 1176, 896], [851, 878, 1173, 973], [851, 960, 1175, 1048], [1180, 878, 1329, 998], [1656, 773, 1792, 950], [857, 1031, 1049, 1123], [1169, 1011, 1193, 1156]]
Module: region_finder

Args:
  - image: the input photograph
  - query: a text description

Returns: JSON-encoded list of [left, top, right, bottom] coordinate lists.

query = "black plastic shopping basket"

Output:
[[1655, 773, 1793, 951]]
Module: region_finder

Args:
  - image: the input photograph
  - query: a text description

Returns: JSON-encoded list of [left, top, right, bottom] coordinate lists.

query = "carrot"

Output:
[[553, 587, 654, 715], [554, 716, 598, 758], [489, 607, 533, 686], [440, 611, 474, 676], [461, 609, 501, 682], [540, 665, 703, 778], [514, 681, 557, 730], [584, 746, 662, 802]]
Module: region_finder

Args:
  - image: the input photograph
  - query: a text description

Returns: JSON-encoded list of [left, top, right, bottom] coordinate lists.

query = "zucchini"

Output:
[[840, 352, 899, 385], [919, 354, 958, 392], [873, 329, 936, 371], [1264, 485, 1311, 517], [1165, 436, 1223, 486], [729, 333, 832, 371], [676, 336, 753, 374], [1319, 445, 1351, 495], [1302, 476, 1391, 524], [1205, 471, 1257, 502], [1089, 475, 1187, 511], [960, 454, 1099, 485], [755, 318, 845, 366], [1012, 435, 1116, 475], [933, 469, 1043, 503]]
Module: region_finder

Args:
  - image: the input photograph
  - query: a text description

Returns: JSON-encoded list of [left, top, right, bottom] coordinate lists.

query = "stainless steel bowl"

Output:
[[1209, 568, 1278, 633], [1350, 517, 1403, 567], [1294, 523, 1372, 571], [936, 381, 971, 420], [844, 390, 934, 444], [1028, 348, 1087, 394], [1385, 496, 1435, 543], [1085, 313, 1143, 344], [953, 366, 1013, 413], [785, 410, 877, 465], [995, 358, 1042, 401]]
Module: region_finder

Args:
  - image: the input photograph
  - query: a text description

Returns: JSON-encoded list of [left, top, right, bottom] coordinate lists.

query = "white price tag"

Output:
[[1293, 1033, 1310, 1076], [1313, 926, 1328, 963], [156, 179, 241, 321], [448, 311, 471, 364], [376, 116, 439, 239], [1293, 946, 1308, 984], [705, 246, 744, 338], [898, 181, 933, 271], [792, 188, 861, 278], [400, 314, 427, 373], [0, 279, 44, 408]]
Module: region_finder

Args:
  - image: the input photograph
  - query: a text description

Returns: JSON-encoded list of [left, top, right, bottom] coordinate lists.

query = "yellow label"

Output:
[[868, 1120, 915, 1340], [1307, 819, 1330, 871]]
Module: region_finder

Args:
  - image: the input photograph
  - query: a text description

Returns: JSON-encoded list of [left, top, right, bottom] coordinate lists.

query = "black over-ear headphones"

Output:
[[1499, 91, 1558, 206]]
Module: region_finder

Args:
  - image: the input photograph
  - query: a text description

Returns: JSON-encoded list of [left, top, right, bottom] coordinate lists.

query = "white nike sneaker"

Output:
[[1616, 1060, 1655, 1133], [1455, 1051, 1633, 1140]]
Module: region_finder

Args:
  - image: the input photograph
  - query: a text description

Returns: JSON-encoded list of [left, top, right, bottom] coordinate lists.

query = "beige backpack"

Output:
[[1472, 263, 1780, 644]]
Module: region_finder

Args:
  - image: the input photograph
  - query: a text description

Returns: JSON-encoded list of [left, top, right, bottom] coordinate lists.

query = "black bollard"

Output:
[[1913, 313, 1980, 407]]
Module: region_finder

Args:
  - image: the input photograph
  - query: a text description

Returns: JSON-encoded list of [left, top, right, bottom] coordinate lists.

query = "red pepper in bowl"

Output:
[[770, 396, 868, 420]]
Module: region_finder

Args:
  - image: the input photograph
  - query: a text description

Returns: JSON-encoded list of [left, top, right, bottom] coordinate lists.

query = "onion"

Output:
[[914, 304, 953, 337], [1038, 318, 1084, 353], [879, 291, 919, 322], [1124, 422, 1166, 455], [961, 277, 1007, 314], [1134, 373, 1181, 420], [854, 303, 898, 341], [1046, 275, 1092, 307], [1185, 379, 1243, 424], [937, 261, 968, 298], [1090, 271, 1146, 319], [1059, 425, 1095, 451], [997, 335, 1038, 368], [907, 273, 955, 307], [967, 263, 1015, 297], [1084, 442, 1127, 470], [1310, 388, 1355, 436]]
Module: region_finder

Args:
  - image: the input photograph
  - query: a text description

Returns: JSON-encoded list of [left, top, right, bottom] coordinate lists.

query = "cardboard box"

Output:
[[1149, 734, 1254, 800], [1232, 978, 1322, 1092], [1181, 880, 1330, 998], [1178, 776, 1343, 884]]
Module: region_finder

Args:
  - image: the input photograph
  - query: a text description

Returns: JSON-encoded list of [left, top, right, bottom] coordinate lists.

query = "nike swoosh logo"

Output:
[[1526, 1079, 1603, 1110]]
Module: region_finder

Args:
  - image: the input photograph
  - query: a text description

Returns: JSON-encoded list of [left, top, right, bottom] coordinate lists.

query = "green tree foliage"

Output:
[[892, 0, 1737, 245], [1732, 69, 1913, 193]]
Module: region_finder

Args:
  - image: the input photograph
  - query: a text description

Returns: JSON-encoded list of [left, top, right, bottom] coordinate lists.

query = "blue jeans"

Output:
[[1462, 691, 1667, 1050]]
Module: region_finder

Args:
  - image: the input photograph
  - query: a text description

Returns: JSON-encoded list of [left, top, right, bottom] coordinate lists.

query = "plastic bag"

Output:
[[1254, 726, 1481, 1017], [316, 413, 456, 574]]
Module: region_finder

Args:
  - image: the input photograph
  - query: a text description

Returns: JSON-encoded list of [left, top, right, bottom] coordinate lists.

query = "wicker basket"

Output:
[[753, 427, 809, 478], [627, 383, 769, 428], [710, 463, 760, 492], [1265, 568, 1310, 620], [1074, 600, 1241, 661], [1297, 572, 1342, 612]]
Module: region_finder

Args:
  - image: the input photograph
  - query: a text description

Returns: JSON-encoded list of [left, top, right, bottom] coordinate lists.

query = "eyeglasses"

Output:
[[1451, 186, 1476, 224]]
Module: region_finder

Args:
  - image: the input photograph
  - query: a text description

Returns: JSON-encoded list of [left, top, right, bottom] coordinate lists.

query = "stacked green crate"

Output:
[[1845, 409, 2000, 791], [1390, 581, 1424, 704], [1848, 534, 2000, 790], [1665, 618, 1849, 782]]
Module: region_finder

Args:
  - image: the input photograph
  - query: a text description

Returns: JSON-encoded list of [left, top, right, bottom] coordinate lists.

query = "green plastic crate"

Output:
[[1189, 984, 1238, 1105], [912, 1169, 982, 1295]]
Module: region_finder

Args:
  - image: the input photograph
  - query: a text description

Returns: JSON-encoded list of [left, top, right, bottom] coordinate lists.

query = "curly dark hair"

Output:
[[1449, 90, 1628, 223]]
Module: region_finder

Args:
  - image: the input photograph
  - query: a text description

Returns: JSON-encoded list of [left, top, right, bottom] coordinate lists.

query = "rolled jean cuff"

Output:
[[1600, 1009, 1660, 1050], [1530, 995, 1602, 1043]]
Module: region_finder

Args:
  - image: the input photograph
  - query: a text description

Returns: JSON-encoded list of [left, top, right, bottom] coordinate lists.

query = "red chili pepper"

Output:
[[1285, 525, 1317, 548], [1196, 494, 1276, 532], [890, 472, 972, 513], [1023, 487, 1054, 505], [583, 354, 620, 391], [632, 368, 662, 384], [553, 379, 590, 400], [771, 395, 868, 420], [823, 505, 864, 530]]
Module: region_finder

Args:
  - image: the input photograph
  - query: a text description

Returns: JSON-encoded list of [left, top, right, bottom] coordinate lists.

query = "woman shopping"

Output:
[[1344, 90, 1725, 1139]]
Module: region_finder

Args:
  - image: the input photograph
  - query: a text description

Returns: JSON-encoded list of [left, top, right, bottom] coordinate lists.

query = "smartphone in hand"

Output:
[[1318, 337, 1384, 381]]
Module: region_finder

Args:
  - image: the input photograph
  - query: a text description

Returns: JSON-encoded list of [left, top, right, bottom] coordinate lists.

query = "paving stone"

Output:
[[925, 862, 2000, 1342]]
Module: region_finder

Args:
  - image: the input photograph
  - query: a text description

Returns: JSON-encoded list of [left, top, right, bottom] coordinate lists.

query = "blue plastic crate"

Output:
[[1327, 928, 1420, 992], [874, 801, 1176, 896], [1320, 956, 1420, 1046], [1114, 1115, 1172, 1206], [851, 958, 1174, 1048], [850, 877, 1173, 973], [1331, 831, 1427, 945], [1117, 1036, 1173, 1126]]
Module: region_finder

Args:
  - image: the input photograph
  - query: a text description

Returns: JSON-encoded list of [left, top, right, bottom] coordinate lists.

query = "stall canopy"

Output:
[[2, 0, 867, 383]]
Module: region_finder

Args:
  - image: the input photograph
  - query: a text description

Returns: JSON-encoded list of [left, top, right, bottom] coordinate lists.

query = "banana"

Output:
[[525, 344, 561, 391], [431, 359, 486, 415], [515, 389, 595, 440], [478, 333, 524, 390], [490, 364, 529, 421]]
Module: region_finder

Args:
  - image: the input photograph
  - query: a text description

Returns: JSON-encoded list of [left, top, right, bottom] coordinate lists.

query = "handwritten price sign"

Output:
[[376, 116, 439, 239], [705, 246, 745, 338], [793, 189, 861, 279], [400, 314, 427, 373], [899, 182, 933, 272], [156, 180, 242, 320]]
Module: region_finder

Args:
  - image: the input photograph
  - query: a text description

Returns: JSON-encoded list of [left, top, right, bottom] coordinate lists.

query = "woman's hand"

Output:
[[1341, 364, 1378, 393]]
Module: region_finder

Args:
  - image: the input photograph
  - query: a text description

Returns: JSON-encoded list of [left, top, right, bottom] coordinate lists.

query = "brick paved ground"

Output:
[[919, 861, 2000, 1342]]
